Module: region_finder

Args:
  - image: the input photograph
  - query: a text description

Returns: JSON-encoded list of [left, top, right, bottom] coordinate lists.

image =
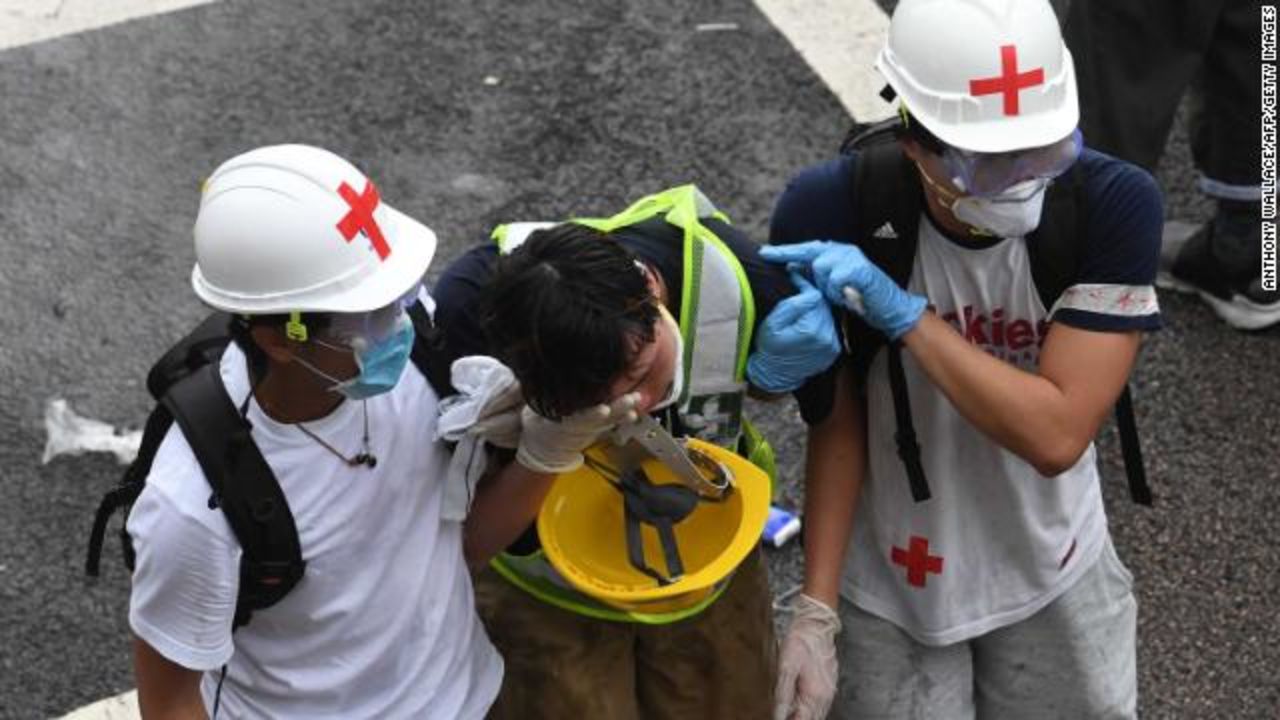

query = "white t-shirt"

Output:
[[843, 218, 1123, 646], [127, 341, 501, 718]]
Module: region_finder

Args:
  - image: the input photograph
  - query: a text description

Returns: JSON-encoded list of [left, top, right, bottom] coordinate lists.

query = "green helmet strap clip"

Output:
[[285, 312, 309, 342]]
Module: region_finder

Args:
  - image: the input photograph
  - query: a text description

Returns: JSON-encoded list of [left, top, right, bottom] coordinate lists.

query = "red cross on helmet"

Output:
[[191, 144, 437, 315], [875, 0, 1078, 154]]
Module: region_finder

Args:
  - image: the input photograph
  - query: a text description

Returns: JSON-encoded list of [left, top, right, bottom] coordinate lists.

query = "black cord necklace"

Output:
[[295, 400, 378, 469]]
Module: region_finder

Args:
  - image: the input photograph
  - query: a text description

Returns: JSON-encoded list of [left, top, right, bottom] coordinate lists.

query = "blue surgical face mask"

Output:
[[335, 316, 415, 400], [299, 315, 415, 400]]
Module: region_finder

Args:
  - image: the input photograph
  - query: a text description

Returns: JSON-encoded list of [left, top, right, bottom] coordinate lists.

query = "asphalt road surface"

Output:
[[1, 1, 1276, 717]]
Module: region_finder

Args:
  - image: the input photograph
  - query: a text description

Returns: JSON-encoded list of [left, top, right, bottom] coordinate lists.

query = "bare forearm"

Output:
[[133, 636, 207, 720], [900, 315, 1142, 475], [462, 461, 555, 571], [136, 687, 207, 720], [801, 367, 865, 608], [900, 313, 1102, 474]]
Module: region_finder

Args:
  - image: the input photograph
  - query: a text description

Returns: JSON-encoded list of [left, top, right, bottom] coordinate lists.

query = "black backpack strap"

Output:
[[86, 404, 175, 576], [1026, 167, 1085, 310], [1027, 167, 1152, 506], [845, 139, 925, 378], [407, 300, 455, 398], [849, 139, 932, 504], [163, 364, 305, 629], [1115, 387, 1150, 505], [89, 312, 236, 581], [147, 312, 236, 400], [850, 139, 925, 251], [840, 116, 905, 158], [886, 343, 930, 502]]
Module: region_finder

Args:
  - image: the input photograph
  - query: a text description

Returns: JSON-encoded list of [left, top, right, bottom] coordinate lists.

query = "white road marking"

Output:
[[42, 399, 142, 466], [56, 691, 138, 720], [696, 22, 741, 32], [0, 0, 218, 51], [752, 0, 894, 121], [50, 2, 889, 718]]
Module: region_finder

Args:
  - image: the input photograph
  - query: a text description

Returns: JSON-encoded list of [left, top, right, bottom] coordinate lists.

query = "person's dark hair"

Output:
[[483, 223, 658, 420]]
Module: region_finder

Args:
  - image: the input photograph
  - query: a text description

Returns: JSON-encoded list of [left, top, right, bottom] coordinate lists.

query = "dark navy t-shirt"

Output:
[[770, 148, 1163, 331], [767, 147, 1163, 424]]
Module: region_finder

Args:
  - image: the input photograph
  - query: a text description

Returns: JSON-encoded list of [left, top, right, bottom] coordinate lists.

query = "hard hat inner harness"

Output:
[[583, 446, 733, 587]]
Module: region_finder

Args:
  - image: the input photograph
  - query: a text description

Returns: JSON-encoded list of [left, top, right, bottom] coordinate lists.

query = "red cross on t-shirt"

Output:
[[891, 535, 944, 588], [968, 44, 1045, 117], [337, 180, 392, 260]]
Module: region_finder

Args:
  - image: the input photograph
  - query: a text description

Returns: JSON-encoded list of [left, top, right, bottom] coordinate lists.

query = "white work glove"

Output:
[[775, 593, 842, 720], [515, 393, 641, 474]]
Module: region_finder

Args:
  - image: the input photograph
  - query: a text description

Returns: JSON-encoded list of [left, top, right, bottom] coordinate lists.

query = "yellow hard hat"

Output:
[[537, 438, 770, 614]]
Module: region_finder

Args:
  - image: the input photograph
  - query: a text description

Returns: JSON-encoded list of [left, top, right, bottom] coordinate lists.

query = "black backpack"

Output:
[[835, 117, 1151, 507], [86, 302, 451, 629]]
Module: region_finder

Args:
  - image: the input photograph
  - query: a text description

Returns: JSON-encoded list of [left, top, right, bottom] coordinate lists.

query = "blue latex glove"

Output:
[[747, 269, 841, 393], [760, 241, 927, 341]]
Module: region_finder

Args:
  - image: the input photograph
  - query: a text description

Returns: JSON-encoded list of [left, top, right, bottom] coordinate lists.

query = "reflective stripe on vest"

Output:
[[490, 549, 726, 624], [489, 185, 767, 624], [491, 221, 557, 255]]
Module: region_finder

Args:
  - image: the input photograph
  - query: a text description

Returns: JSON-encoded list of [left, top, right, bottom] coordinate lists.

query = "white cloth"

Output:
[[845, 218, 1109, 645], [127, 342, 502, 719], [436, 356, 523, 521], [832, 535, 1137, 719]]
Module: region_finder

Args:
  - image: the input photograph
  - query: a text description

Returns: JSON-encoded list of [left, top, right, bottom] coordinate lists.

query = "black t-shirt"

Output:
[[430, 217, 831, 418]]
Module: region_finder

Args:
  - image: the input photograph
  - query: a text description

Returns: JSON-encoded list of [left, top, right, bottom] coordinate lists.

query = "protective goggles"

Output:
[[942, 128, 1082, 198], [291, 282, 422, 349]]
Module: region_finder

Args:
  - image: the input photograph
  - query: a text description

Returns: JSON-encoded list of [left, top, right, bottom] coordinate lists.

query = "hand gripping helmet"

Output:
[[538, 438, 770, 615], [192, 144, 437, 315], [875, 0, 1078, 153]]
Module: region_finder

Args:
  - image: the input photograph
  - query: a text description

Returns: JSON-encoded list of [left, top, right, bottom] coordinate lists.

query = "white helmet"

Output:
[[191, 144, 437, 315], [875, 0, 1078, 153]]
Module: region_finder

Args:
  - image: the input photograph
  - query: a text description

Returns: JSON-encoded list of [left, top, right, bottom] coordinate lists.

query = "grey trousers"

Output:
[[831, 536, 1138, 720]]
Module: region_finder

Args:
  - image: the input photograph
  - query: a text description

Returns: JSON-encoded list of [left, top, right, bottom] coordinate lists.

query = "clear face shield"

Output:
[[320, 283, 423, 350], [941, 128, 1082, 197], [287, 283, 422, 400]]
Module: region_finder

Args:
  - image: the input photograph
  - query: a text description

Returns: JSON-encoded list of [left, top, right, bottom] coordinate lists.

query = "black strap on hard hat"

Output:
[[586, 455, 732, 587], [620, 466, 696, 585]]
